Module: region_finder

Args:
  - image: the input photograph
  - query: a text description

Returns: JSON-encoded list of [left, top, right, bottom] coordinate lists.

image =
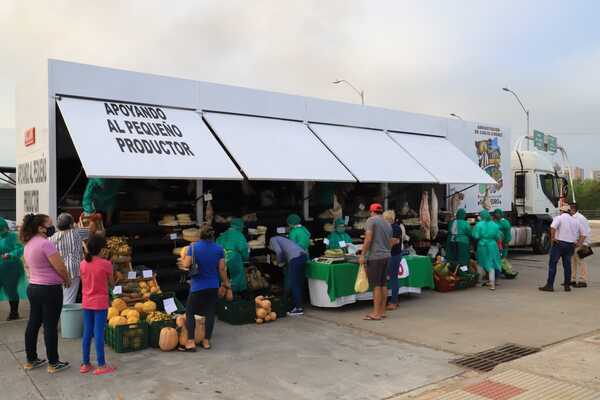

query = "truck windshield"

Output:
[[540, 174, 559, 207]]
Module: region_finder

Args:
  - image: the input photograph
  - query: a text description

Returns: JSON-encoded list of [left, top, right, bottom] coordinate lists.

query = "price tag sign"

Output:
[[204, 192, 213, 201], [142, 270, 153, 279], [127, 271, 137, 280], [339, 240, 347, 248], [112, 285, 122, 295], [344, 216, 350, 225], [460, 265, 468, 272], [276, 227, 287, 234], [169, 233, 178, 240], [163, 298, 177, 314], [323, 238, 330, 245]]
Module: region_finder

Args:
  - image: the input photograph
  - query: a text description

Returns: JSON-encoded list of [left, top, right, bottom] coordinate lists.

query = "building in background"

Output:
[[572, 167, 585, 181], [593, 170, 600, 182]]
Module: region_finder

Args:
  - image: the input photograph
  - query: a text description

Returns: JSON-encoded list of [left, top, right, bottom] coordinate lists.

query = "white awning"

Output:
[[203, 113, 356, 182], [56, 97, 243, 180], [388, 132, 496, 184], [308, 124, 437, 183]]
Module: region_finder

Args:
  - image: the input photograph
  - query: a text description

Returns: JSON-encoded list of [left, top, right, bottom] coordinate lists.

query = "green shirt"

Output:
[[326, 231, 352, 250], [289, 225, 311, 252]]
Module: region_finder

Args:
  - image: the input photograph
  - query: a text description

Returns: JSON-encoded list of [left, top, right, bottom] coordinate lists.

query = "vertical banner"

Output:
[[473, 126, 504, 210]]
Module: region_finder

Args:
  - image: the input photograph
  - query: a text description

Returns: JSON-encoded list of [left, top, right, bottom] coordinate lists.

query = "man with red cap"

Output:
[[359, 203, 393, 320]]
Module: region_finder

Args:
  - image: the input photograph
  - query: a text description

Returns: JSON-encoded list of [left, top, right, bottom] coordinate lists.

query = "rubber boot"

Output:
[[7, 300, 19, 321]]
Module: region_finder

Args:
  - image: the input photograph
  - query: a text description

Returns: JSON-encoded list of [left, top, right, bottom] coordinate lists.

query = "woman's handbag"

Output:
[[354, 263, 369, 293], [188, 244, 200, 277], [577, 245, 594, 259]]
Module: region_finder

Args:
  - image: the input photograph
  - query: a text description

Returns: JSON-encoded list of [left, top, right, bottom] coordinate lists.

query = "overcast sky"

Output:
[[1, 0, 599, 174]]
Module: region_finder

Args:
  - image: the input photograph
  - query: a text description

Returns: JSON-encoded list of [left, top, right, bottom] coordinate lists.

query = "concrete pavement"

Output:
[[0, 251, 598, 399]]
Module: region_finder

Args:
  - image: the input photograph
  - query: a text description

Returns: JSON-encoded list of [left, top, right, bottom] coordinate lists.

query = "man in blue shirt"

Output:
[[269, 235, 308, 316]]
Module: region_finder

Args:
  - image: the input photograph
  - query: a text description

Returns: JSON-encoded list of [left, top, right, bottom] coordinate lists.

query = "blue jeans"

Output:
[[288, 254, 308, 309], [387, 254, 403, 304], [82, 309, 108, 366], [546, 241, 575, 288]]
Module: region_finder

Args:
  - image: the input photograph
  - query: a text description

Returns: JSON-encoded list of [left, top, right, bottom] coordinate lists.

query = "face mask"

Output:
[[44, 225, 56, 237]]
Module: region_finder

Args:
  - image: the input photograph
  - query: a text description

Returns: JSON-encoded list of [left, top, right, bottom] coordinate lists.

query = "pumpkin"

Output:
[[107, 307, 119, 320], [177, 315, 206, 345], [127, 310, 140, 320], [127, 315, 140, 324], [109, 316, 127, 327], [159, 327, 179, 351], [134, 302, 145, 314], [142, 300, 157, 313], [256, 308, 267, 319], [264, 313, 272, 322], [255, 296, 264, 306], [261, 300, 271, 310], [112, 298, 127, 313], [269, 312, 277, 321], [120, 308, 132, 317], [256, 318, 264, 324]]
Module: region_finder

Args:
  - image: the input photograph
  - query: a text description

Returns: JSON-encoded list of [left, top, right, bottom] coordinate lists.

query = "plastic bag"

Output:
[[354, 263, 369, 293]]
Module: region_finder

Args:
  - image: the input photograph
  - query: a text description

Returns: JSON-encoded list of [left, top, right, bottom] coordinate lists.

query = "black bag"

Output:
[[189, 244, 200, 277], [577, 245, 594, 259]]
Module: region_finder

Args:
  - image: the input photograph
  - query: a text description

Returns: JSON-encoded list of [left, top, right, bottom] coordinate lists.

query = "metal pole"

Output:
[[526, 110, 530, 151]]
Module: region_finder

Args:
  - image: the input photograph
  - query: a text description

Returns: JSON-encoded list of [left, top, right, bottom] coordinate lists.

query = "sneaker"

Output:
[[6, 313, 20, 321], [538, 286, 554, 292], [287, 307, 304, 317], [564, 285, 571, 292], [79, 364, 93, 374], [577, 282, 588, 288], [93, 365, 116, 376], [23, 358, 47, 371], [48, 361, 70, 374]]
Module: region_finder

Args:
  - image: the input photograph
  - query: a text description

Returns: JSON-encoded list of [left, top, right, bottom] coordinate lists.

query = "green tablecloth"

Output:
[[306, 255, 434, 302]]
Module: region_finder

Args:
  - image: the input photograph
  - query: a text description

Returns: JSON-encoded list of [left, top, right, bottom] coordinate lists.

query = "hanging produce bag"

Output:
[[354, 263, 369, 293]]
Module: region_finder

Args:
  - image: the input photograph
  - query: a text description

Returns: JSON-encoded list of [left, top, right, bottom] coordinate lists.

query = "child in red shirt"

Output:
[[79, 234, 115, 375]]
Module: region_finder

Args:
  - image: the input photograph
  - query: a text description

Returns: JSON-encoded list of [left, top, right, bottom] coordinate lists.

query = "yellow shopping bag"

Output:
[[354, 263, 369, 293]]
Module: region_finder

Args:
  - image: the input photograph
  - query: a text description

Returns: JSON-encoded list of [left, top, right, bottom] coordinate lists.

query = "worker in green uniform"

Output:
[[287, 214, 311, 251], [326, 218, 352, 251], [216, 218, 249, 294], [82, 178, 121, 226], [493, 208, 517, 278], [445, 209, 472, 266], [0, 217, 24, 320], [472, 210, 502, 290]]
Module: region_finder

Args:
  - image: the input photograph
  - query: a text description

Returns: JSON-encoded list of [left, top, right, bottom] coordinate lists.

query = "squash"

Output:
[[177, 315, 205, 345], [261, 300, 271, 310], [254, 296, 264, 306], [269, 312, 277, 321], [120, 308, 132, 317], [142, 300, 157, 313], [256, 308, 267, 319], [159, 327, 178, 351], [134, 302, 145, 314], [264, 313, 272, 322], [256, 318, 263, 324], [127, 310, 140, 320], [127, 315, 140, 324], [111, 298, 127, 313], [109, 316, 127, 327], [107, 307, 119, 320]]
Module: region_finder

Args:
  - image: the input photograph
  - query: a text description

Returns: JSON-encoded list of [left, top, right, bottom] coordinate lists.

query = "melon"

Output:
[[134, 302, 145, 314], [109, 316, 127, 327], [111, 298, 127, 313], [142, 300, 157, 313], [120, 308, 132, 317], [107, 307, 119, 320], [256, 308, 267, 319]]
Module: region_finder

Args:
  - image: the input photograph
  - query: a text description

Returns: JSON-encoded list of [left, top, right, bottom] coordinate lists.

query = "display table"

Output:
[[306, 255, 434, 308]]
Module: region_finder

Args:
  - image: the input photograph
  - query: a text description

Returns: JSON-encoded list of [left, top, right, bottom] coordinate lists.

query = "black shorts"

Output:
[[366, 258, 389, 287]]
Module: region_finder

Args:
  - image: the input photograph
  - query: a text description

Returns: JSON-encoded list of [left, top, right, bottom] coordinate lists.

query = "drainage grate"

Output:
[[451, 343, 540, 372]]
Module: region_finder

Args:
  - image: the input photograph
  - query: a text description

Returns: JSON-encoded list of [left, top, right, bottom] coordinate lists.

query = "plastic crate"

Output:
[[217, 299, 255, 325], [147, 318, 177, 348], [105, 322, 149, 353], [454, 272, 480, 290]]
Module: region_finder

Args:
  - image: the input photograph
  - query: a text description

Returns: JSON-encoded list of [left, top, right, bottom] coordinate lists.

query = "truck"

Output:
[[447, 129, 573, 255]]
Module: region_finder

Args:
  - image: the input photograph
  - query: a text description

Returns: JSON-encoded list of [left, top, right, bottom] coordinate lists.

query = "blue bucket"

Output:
[[61, 303, 84, 339]]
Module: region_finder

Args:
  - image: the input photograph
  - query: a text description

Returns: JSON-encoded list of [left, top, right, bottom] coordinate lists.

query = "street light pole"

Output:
[[450, 113, 463, 120], [502, 87, 530, 150], [333, 79, 364, 105]]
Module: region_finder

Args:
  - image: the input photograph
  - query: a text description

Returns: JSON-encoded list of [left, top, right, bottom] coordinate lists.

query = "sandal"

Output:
[[177, 345, 197, 352], [201, 340, 211, 350], [363, 315, 382, 321]]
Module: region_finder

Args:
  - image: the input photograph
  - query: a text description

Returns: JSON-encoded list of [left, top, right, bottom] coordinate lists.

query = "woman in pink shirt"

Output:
[[21, 214, 71, 373], [79, 234, 115, 375]]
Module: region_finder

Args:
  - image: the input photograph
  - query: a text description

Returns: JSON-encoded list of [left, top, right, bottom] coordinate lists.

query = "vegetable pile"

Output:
[[255, 296, 277, 324]]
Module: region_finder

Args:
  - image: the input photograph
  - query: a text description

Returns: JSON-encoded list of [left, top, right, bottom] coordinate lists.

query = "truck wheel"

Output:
[[533, 231, 550, 254]]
